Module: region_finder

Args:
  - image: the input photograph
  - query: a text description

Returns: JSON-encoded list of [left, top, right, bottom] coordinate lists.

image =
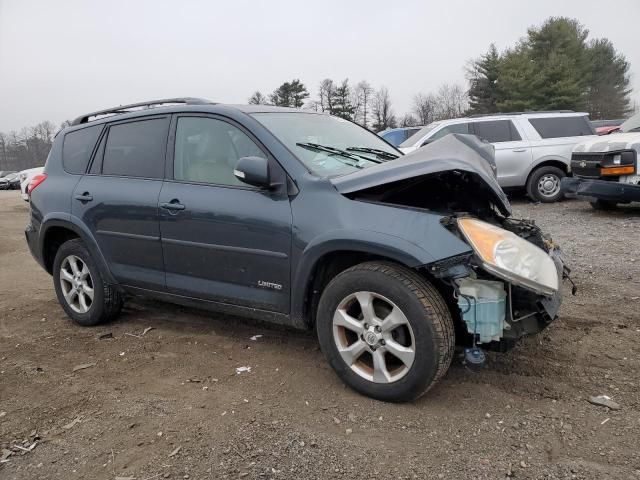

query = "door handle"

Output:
[[160, 200, 185, 211], [74, 192, 93, 202], [512, 149, 527, 153]]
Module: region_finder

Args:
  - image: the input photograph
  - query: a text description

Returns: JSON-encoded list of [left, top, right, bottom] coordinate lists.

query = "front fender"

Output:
[[289, 226, 469, 326], [39, 213, 117, 285]]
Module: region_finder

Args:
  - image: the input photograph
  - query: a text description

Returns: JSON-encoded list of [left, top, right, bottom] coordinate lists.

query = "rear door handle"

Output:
[[74, 193, 93, 202], [512, 149, 527, 153], [160, 200, 185, 211]]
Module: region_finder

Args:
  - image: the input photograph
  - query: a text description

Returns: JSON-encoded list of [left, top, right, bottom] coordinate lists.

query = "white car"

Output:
[[398, 111, 597, 202], [19, 167, 44, 201]]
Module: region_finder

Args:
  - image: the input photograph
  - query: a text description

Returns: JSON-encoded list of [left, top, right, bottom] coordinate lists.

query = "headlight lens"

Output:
[[458, 218, 559, 296]]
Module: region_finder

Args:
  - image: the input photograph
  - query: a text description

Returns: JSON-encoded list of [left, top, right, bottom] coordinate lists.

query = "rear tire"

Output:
[[526, 166, 566, 203], [53, 239, 123, 326], [590, 199, 618, 211], [316, 261, 455, 402]]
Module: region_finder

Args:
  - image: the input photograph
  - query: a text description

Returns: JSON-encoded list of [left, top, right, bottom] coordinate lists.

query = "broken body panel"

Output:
[[331, 134, 566, 349]]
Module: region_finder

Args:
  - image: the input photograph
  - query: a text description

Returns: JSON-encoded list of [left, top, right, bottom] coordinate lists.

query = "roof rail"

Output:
[[467, 110, 575, 118], [71, 97, 214, 125]]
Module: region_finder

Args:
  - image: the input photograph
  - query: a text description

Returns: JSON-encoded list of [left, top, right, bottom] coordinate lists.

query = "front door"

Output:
[[72, 116, 170, 290], [159, 115, 292, 313]]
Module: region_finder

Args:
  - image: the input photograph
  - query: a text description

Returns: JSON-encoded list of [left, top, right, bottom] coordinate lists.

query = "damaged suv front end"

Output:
[[332, 133, 568, 351]]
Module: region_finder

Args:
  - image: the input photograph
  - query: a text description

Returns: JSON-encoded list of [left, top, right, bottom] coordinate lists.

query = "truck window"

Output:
[[528, 116, 594, 138]]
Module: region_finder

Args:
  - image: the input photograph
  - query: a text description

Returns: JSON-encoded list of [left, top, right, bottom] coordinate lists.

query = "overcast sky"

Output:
[[0, 0, 638, 132]]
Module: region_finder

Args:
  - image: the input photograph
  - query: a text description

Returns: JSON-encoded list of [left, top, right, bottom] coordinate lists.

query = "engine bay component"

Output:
[[456, 277, 507, 344]]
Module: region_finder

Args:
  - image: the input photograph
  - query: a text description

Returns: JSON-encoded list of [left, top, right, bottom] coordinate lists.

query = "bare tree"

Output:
[[353, 81, 374, 128], [248, 91, 268, 105], [318, 79, 335, 113], [371, 87, 397, 132], [399, 114, 419, 127], [435, 84, 468, 119], [412, 93, 439, 125]]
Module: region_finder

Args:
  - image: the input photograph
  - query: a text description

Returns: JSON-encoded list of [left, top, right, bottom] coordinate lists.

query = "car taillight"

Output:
[[27, 173, 47, 195]]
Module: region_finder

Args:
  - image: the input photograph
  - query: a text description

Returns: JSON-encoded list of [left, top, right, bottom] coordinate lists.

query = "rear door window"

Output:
[[101, 118, 169, 178], [470, 120, 521, 143], [528, 116, 594, 138], [62, 125, 102, 174]]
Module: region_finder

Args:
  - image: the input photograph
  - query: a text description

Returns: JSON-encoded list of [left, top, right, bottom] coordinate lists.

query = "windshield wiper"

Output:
[[346, 146, 399, 160], [295, 142, 383, 167]]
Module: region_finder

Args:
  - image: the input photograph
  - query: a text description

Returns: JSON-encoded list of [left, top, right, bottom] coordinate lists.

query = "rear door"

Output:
[[470, 119, 531, 187], [158, 114, 292, 313], [72, 116, 169, 290]]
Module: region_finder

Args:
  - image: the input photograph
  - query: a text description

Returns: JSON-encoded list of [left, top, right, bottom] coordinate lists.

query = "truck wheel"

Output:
[[590, 200, 617, 211], [526, 166, 566, 203], [316, 262, 455, 402], [53, 239, 123, 326]]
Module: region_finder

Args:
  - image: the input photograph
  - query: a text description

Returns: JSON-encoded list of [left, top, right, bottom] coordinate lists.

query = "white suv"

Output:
[[398, 112, 596, 202]]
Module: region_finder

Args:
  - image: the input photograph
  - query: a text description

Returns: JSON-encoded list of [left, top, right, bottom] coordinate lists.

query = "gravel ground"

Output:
[[0, 190, 639, 480]]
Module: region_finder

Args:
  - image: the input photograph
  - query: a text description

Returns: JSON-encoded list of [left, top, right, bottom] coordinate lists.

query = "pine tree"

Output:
[[585, 39, 631, 118], [269, 80, 309, 108], [467, 44, 501, 114], [331, 79, 355, 120]]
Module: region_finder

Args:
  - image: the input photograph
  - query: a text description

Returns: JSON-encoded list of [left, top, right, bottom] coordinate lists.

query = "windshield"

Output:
[[620, 112, 640, 133], [252, 112, 400, 177], [399, 122, 441, 148]]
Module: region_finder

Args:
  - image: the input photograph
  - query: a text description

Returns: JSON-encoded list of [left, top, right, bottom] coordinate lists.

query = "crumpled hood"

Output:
[[331, 133, 511, 216]]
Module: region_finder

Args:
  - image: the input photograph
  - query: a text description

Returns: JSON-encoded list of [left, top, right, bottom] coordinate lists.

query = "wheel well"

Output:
[[304, 251, 391, 327], [42, 227, 79, 274], [527, 160, 568, 183]]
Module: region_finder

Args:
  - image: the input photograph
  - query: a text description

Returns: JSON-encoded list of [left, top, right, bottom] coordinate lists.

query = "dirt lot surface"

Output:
[[1, 190, 639, 480]]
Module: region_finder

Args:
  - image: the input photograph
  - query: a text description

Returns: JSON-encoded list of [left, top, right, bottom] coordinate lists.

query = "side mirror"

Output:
[[234, 156, 271, 188], [420, 138, 434, 147]]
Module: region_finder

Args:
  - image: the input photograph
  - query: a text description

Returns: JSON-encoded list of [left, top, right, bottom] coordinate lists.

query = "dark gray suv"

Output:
[[26, 98, 567, 402]]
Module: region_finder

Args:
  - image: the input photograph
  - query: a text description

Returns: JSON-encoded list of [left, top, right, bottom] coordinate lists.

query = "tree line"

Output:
[[0, 121, 71, 172], [249, 79, 469, 132], [249, 17, 632, 128], [1, 17, 633, 172]]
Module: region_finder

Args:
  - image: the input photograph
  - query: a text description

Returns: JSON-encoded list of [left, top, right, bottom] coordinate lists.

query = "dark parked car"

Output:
[[0, 172, 21, 190], [26, 98, 567, 402]]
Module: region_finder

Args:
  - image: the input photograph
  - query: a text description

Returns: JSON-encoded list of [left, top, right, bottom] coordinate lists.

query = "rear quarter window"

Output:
[[528, 116, 594, 138], [62, 125, 102, 174]]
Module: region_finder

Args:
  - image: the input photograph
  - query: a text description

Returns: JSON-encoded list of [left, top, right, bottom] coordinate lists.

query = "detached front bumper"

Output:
[[561, 176, 640, 203]]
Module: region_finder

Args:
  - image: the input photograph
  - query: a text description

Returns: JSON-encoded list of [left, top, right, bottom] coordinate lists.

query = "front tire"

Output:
[[316, 262, 455, 402], [527, 166, 566, 203], [53, 239, 123, 326]]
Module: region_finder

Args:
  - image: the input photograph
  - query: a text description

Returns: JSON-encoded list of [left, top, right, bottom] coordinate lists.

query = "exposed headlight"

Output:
[[457, 218, 559, 296]]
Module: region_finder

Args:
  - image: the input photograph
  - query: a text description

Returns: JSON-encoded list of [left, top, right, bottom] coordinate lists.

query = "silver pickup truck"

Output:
[[398, 111, 597, 202]]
